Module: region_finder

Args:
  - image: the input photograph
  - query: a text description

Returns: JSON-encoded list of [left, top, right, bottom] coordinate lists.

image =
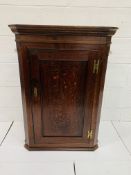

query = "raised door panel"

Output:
[[40, 60, 86, 137], [29, 50, 100, 148]]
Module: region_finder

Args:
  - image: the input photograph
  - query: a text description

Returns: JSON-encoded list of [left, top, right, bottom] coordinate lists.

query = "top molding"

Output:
[[8, 24, 118, 37]]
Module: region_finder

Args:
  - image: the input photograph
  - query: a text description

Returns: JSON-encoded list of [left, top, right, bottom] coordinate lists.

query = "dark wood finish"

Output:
[[9, 25, 117, 151]]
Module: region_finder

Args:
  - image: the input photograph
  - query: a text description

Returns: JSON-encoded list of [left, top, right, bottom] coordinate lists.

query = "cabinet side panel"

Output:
[[93, 45, 111, 146], [16, 43, 34, 145]]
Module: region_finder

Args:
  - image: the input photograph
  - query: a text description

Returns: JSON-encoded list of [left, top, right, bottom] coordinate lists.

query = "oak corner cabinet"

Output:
[[9, 24, 117, 151]]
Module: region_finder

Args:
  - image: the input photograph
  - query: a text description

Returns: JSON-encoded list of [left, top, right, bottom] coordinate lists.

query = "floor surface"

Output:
[[0, 121, 131, 175]]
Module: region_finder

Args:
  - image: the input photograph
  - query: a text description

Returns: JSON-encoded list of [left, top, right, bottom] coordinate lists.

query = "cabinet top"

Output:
[[9, 24, 118, 37]]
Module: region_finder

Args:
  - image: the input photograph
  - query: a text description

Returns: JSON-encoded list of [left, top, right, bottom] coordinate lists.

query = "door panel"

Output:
[[40, 60, 87, 137], [29, 50, 99, 147]]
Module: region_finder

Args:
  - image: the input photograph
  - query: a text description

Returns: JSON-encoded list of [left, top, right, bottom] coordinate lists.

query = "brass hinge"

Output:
[[93, 59, 100, 74], [87, 130, 93, 140]]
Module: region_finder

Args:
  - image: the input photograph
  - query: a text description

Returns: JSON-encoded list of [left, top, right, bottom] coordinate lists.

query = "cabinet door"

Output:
[[29, 50, 100, 148]]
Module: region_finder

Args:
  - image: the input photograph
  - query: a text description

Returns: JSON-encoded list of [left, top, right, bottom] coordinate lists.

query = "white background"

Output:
[[0, 0, 131, 122]]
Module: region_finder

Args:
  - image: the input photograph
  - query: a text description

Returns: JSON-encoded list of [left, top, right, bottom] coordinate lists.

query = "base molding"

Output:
[[24, 144, 98, 151]]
